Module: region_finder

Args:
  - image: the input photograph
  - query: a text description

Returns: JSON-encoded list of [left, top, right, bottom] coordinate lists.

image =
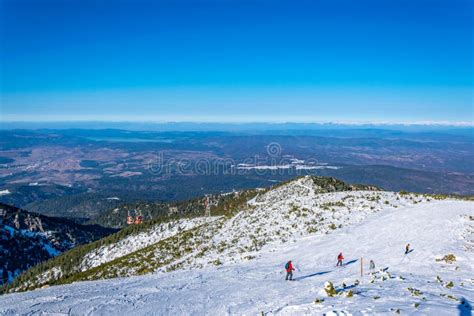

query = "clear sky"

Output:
[[1, 0, 472, 123]]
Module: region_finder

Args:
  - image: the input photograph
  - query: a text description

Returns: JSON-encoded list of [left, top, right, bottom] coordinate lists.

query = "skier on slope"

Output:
[[285, 260, 295, 281], [405, 243, 411, 254], [369, 259, 375, 271], [336, 252, 344, 266]]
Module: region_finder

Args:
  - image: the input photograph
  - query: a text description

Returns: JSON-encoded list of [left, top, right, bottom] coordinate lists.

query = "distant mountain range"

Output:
[[0, 128, 473, 222]]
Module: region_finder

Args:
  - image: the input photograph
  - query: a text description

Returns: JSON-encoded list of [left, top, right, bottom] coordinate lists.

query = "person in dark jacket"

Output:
[[369, 259, 375, 271], [285, 260, 295, 281], [405, 243, 411, 254], [336, 252, 344, 266]]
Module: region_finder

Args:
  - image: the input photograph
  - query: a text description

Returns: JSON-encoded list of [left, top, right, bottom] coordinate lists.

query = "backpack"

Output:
[[285, 262, 290, 270]]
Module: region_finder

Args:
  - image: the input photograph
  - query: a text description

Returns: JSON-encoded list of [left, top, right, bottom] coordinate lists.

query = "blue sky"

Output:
[[1, 0, 472, 123]]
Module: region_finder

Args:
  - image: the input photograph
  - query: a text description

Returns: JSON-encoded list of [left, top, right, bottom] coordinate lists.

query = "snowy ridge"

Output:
[[0, 202, 113, 285], [75, 176, 423, 277], [79, 216, 220, 271], [1, 196, 472, 315], [186, 179, 425, 269], [0, 225, 61, 283], [4, 176, 427, 291]]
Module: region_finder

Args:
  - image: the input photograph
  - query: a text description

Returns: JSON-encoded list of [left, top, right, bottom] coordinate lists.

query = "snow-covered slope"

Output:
[[1, 197, 472, 315], [79, 216, 219, 271], [1, 176, 473, 315], [3, 176, 384, 292]]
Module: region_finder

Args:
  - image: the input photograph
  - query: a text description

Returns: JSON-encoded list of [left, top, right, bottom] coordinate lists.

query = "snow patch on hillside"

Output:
[[80, 217, 220, 271]]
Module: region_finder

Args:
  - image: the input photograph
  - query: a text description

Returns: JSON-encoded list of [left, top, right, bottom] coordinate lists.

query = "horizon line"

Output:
[[1, 119, 473, 127]]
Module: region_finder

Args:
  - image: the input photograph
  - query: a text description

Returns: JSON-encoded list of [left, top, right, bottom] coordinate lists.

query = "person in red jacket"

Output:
[[336, 252, 344, 266], [285, 260, 295, 281]]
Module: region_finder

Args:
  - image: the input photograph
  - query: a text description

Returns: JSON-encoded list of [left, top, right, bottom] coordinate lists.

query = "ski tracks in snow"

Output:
[[2, 199, 474, 315]]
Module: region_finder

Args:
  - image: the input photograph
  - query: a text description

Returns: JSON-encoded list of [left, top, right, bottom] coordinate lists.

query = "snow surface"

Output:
[[41, 243, 61, 257], [3, 225, 15, 237], [106, 197, 120, 201], [2, 225, 61, 256], [1, 198, 473, 315], [21, 177, 411, 288], [236, 164, 341, 170], [80, 217, 220, 271]]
